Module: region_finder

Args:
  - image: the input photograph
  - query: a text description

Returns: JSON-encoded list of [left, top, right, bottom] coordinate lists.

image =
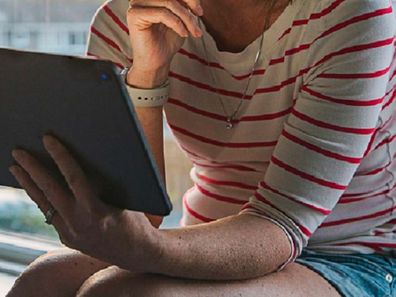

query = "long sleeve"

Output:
[[240, 0, 396, 266], [85, 0, 132, 69]]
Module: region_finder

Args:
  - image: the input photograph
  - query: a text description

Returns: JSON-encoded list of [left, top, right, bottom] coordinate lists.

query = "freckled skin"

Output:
[[7, 249, 111, 297]]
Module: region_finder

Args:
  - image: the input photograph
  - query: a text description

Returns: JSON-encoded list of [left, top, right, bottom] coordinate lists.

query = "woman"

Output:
[[6, 0, 396, 296]]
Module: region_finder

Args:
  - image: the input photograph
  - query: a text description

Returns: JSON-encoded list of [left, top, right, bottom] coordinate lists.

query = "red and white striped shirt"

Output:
[[87, 0, 396, 266]]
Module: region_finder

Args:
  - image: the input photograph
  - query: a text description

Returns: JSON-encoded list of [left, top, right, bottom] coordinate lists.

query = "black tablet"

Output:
[[0, 48, 172, 216]]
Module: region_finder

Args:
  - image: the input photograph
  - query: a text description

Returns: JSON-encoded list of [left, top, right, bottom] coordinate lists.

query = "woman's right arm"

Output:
[[87, 0, 203, 226], [127, 0, 204, 227]]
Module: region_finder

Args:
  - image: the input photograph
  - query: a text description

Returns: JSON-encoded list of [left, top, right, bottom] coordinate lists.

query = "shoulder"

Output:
[[316, 0, 396, 32], [286, 0, 395, 47], [302, 0, 396, 54], [87, 0, 132, 67], [316, 0, 393, 14], [299, 0, 395, 84], [90, 0, 129, 33]]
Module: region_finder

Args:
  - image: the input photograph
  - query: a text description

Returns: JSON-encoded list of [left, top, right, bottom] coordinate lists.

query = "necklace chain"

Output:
[[198, 0, 276, 129]]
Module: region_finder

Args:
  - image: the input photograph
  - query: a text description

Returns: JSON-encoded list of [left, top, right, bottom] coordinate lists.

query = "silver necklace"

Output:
[[198, 1, 276, 129]]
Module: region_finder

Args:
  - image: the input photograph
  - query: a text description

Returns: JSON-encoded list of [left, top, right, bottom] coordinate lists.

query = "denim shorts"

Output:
[[295, 249, 396, 297]]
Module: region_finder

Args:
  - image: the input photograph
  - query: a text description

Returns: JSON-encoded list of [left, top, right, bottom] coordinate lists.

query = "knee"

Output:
[[76, 268, 168, 297], [7, 248, 85, 297], [10, 248, 70, 283], [76, 266, 132, 297]]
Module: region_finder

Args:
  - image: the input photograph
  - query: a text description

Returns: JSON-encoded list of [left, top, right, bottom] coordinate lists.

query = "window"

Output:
[[69, 31, 85, 45]]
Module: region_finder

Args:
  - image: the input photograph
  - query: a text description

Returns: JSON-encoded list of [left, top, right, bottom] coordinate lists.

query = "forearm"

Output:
[[150, 213, 292, 280], [134, 107, 165, 228], [135, 106, 165, 181], [128, 68, 167, 227], [128, 67, 167, 182]]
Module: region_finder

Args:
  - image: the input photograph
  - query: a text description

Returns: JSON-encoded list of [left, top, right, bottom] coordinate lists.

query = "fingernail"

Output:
[[196, 5, 204, 16], [43, 134, 56, 147], [11, 149, 22, 159], [9, 165, 19, 175], [195, 28, 203, 37]]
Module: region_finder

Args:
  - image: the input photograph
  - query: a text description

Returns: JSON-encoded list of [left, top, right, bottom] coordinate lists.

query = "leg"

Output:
[[76, 263, 341, 297], [6, 247, 111, 297]]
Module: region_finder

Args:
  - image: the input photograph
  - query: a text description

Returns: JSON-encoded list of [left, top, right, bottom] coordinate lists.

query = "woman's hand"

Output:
[[9, 135, 162, 273], [126, 0, 203, 87]]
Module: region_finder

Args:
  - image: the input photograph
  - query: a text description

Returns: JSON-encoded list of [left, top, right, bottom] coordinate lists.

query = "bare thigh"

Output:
[[6, 247, 111, 297], [77, 263, 342, 297]]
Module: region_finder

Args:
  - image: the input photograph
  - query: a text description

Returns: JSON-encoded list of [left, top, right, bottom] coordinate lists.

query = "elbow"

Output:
[[223, 214, 296, 280], [236, 213, 297, 278]]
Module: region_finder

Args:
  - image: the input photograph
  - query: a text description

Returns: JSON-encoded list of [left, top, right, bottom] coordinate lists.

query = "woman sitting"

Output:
[[6, 0, 396, 296]]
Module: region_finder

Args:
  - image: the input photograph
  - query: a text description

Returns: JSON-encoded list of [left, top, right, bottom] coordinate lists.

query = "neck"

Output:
[[200, 0, 285, 53], [202, 0, 274, 16]]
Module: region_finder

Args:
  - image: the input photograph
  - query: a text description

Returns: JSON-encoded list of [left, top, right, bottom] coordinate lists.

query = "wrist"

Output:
[[137, 228, 173, 275], [127, 66, 170, 89], [141, 227, 167, 273], [112, 212, 166, 274]]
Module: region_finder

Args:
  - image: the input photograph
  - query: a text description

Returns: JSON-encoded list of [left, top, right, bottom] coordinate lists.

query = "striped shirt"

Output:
[[87, 0, 396, 267]]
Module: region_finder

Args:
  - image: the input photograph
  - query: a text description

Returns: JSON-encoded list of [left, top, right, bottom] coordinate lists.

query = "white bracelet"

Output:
[[120, 67, 170, 107]]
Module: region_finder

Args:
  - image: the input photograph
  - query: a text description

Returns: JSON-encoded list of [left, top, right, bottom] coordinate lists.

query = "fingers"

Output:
[[42, 135, 96, 209], [11, 149, 73, 216], [128, 1, 203, 39], [128, 6, 185, 38], [131, 0, 203, 17], [179, 0, 203, 16], [132, 0, 202, 37], [9, 165, 66, 230]]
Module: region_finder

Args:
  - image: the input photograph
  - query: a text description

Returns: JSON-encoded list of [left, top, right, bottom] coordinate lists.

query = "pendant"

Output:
[[226, 118, 233, 129]]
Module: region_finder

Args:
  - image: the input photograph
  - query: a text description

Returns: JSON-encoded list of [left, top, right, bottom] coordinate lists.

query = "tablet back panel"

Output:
[[0, 48, 172, 216]]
